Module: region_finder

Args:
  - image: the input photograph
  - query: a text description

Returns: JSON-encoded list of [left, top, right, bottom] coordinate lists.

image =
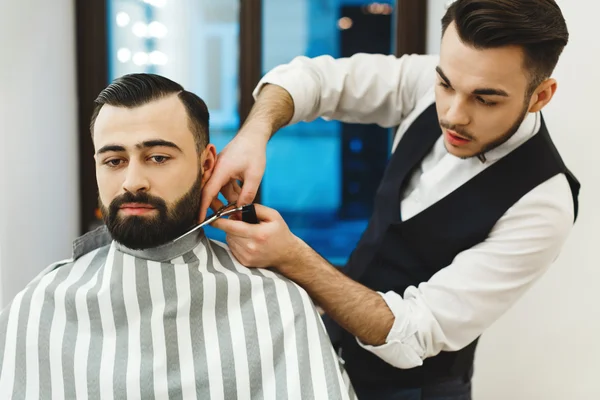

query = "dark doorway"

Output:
[[339, 5, 393, 220]]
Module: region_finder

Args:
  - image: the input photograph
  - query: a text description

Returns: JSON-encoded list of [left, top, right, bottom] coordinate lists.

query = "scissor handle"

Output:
[[241, 204, 259, 224]]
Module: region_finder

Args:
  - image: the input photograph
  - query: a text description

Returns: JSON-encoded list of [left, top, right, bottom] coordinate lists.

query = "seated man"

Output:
[[0, 74, 356, 400]]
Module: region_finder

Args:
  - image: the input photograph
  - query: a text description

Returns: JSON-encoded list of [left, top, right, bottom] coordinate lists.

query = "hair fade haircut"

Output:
[[442, 0, 569, 92], [90, 73, 210, 152]]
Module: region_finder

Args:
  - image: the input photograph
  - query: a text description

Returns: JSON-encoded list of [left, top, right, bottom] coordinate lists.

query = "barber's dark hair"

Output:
[[90, 73, 209, 152], [442, 0, 568, 92]]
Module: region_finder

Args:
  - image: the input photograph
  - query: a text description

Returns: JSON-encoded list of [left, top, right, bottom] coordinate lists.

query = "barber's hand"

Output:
[[199, 126, 268, 221], [210, 204, 303, 268]]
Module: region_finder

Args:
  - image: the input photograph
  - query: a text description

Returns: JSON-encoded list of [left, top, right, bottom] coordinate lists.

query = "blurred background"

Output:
[[0, 0, 598, 398], [103, 0, 400, 266]]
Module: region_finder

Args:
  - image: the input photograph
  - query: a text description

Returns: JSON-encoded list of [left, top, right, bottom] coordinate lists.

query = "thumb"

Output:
[[237, 169, 262, 206], [211, 217, 256, 237], [252, 204, 282, 222], [199, 168, 229, 221]]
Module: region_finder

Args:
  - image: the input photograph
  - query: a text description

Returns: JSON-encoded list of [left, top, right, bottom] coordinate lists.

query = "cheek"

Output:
[[153, 162, 199, 202], [96, 168, 121, 205], [434, 87, 452, 114], [469, 106, 515, 142]]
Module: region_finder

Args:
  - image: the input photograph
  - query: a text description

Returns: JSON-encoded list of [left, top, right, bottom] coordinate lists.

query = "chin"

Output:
[[114, 236, 171, 250], [443, 141, 476, 159]]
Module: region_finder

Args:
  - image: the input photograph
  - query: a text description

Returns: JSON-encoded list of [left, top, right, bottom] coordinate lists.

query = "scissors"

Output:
[[173, 202, 258, 243]]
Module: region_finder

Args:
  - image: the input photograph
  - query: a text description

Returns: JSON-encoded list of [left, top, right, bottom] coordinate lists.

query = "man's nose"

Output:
[[445, 98, 470, 127], [122, 163, 150, 193]]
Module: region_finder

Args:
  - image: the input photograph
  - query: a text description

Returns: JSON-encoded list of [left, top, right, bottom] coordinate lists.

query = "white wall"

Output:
[[427, 1, 600, 398], [0, 0, 79, 307]]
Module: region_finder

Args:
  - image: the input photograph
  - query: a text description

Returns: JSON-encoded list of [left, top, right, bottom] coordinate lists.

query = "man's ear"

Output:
[[200, 144, 217, 185], [528, 78, 558, 113]]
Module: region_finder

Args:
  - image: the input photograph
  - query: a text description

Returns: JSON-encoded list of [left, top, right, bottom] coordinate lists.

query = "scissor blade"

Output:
[[171, 205, 245, 243], [172, 214, 217, 243]]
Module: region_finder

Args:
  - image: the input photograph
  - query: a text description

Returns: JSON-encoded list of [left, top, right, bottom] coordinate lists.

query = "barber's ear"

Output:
[[200, 144, 217, 185], [528, 78, 557, 113]]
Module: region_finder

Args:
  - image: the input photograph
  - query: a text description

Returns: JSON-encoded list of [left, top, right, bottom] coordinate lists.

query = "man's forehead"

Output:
[[440, 23, 528, 91], [95, 95, 186, 129], [93, 96, 193, 148]]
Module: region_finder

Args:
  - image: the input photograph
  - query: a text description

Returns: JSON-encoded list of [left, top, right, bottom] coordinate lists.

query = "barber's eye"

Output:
[[150, 155, 170, 164], [476, 97, 496, 107]]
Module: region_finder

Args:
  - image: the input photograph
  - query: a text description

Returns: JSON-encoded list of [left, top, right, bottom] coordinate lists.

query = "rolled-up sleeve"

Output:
[[253, 53, 439, 128]]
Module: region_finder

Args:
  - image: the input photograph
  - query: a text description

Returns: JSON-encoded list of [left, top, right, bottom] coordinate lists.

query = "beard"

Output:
[[100, 172, 203, 250], [441, 101, 530, 160], [476, 105, 529, 157]]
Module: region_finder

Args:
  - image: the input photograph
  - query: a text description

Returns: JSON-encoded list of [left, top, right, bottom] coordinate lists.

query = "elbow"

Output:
[[357, 337, 426, 369]]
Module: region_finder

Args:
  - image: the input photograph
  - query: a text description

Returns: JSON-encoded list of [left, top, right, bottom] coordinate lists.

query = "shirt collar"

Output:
[[72, 225, 112, 260], [72, 224, 206, 262]]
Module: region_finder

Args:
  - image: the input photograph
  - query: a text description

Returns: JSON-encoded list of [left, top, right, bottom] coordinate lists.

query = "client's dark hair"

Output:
[[90, 73, 210, 152], [442, 0, 569, 93]]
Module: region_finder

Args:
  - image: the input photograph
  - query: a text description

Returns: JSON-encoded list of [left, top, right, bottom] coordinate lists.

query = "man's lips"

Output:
[[447, 129, 470, 140], [444, 129, 471, 146], [119, 203, 156, 215], [120, 203, 155, 209]]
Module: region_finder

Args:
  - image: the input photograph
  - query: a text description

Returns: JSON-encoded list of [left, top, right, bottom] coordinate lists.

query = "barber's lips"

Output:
[[444, 129, 471, 147], [119, 203, 157, 216]]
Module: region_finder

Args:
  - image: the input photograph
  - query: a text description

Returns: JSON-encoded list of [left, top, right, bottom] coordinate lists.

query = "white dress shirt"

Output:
[[253, 53, 575, 369]]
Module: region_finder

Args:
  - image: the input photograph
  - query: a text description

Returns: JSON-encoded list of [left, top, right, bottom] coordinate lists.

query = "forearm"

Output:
[[241, 84, 294, 142], [279, 240, 394, 346]]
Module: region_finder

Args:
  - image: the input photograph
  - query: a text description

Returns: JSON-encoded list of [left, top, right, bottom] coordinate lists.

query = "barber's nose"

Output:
[[122, 163, 150, 193], [446, 98, 470, 126]]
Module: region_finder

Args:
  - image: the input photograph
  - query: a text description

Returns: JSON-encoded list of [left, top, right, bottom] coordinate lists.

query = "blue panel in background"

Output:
[[261, 0, 393, 266]]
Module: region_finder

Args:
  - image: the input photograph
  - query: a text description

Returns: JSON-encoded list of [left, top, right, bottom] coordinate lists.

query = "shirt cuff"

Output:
[[252, 63, 319, 125], [355, 291, 425, 369]]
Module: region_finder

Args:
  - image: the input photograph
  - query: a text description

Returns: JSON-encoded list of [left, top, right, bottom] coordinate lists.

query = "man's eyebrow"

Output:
[[472, 88, 509, 97], [436, 66, 509, 97], [137, 139, 183, 153], [96, 145, 126, 155], [436, 66, 451, 86], [96, 140, 183, 156]]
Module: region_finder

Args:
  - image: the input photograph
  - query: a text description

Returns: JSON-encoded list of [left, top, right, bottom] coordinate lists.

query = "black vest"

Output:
[[337, 103, 580, 388]]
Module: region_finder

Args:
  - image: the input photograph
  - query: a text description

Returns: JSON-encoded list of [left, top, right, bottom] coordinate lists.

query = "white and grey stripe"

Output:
[[76, 246, 112, 400], [53, 247, 107, 399], [0, 232, 356, 399], [122, 253, 142, 399], [211, 242, 263, 398], [134, 256, 157, 399], [147, 260, 170, 399], [35, 257, 73, 397]]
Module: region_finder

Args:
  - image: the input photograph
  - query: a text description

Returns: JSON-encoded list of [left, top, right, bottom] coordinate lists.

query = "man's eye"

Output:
[[150, 155, 170, 164], [438, 82, 451, 90], [476, 97, 496, 107], [105, 159, 124, 167]]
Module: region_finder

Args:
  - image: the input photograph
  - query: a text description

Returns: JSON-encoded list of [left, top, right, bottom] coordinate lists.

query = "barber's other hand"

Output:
[[199, 125, 268, 221], [211, 204, 303, 269]]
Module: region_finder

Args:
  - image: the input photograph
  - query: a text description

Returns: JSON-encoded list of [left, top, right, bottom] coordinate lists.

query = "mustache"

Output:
[[110, 191, 167, 212], [440, 120, 474, 140]]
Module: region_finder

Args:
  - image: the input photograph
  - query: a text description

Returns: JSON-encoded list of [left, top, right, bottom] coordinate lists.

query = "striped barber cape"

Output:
[[0, 226, 357, 399]]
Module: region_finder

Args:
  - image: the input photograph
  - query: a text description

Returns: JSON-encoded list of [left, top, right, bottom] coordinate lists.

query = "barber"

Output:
[[201, 1, 580, 398]]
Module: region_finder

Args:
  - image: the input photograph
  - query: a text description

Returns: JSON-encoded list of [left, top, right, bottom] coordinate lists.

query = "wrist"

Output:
[[237, 118, 272, 144], [245, 84, 293, 139], [277, 235, 310, 276]]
